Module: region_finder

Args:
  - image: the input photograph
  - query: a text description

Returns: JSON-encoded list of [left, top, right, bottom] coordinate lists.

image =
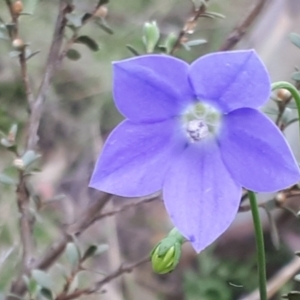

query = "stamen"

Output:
[[186, 120, 209, 142]]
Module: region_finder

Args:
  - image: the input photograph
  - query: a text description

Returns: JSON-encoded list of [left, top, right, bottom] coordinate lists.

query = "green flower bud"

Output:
[[151, 228, 185, 274], [165, 32, 177, 54], [143, 21, 160, 53]]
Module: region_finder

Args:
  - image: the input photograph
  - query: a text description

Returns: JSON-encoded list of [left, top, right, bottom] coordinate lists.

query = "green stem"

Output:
[[271, 82, 300, 136], [248, 190, 267, 300]]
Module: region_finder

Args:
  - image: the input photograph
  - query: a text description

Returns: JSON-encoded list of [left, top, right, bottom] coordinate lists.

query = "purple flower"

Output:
[[90, 50, 300, 252]]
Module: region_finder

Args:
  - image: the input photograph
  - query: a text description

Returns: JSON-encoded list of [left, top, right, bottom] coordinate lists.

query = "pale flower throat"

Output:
[[182, 102, 222, 143]]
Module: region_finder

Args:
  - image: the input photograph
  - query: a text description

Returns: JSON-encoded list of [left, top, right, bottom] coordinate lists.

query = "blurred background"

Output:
[[1, 0, 300, 299]]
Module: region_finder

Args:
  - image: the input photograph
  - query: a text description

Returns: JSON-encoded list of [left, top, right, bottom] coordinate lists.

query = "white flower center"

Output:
[[182, 102, 221, 143]]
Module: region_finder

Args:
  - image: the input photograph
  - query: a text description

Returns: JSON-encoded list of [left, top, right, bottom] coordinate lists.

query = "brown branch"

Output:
[[26, 0, 72, 151], [219, 0, 269, 51], [10, 192, 111, 297], [4, 0, 17, 37], [16, 173, 33, 271], [169, 1, 208, 55], [19, 51, 35, 109], [4, 0, 35, 284], [58, 256, 150, 300], [5, 1, 35, 109]]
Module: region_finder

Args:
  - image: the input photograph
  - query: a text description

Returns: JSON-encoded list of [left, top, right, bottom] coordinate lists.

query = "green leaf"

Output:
[[75, 36, 99, 52], [143, 21, 160, 53], [201, 11, 225, 19], [82, 244, 109, 261], [81, 13, 92, 23], [289, 33, 300, 48], [182, 43, 191, 51], [294, 274, 300, 282], [185, 39, 207, 47], [66, 13, 84, 28], [0, 173, 17, 185], [66, 242, 80, 269], [9, 51, 21, 58], [19, 12, 33, 16], [191, 0, 205, 9], [0, 29, 9, 41], [96, 19, 113, 35], [126, 44, 140, 56], [99, 0, 109, 5], [6, 23, 16, 37], [22, 150, 41, 168], [282, 291, 300, 300], [66, 49, 81, 61], [1, 138, 14, 148], [292, 72, 300, 81], [7, 123, 18, 145], [23, 275, 38, 295], [26, 48, 41, 60], [165, 32, 177, 54], [40, 288, 53, 300], [31, 269, 53, 290]]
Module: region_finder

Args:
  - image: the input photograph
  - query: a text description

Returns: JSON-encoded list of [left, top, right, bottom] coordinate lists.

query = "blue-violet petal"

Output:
[[218, 108, 300, 192], [163, 140, 242, 253], [113, 55, 194, 122], [189, 50, 271, 113], [89, 119, 186, 197]]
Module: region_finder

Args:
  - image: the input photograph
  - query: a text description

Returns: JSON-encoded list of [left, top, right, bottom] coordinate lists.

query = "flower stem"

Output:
[[248, 190, 267, 300], [271, 81, 300, 136]]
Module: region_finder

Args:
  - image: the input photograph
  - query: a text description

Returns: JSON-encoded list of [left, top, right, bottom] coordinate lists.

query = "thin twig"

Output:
[[219, 0, 269, 51], [26, 0, 72, 151], [58, 256, 150, 300], [5, 0, 35, 109], [169, 1, 208, 55], [16, 173, 33, 271], [95, 194, 160, 221], [4, 0, 17, 36], [4, 0, 35, 280], [19, 51, 35, 109], [58, 1, 104, 63], [10, 192, 111, 297]]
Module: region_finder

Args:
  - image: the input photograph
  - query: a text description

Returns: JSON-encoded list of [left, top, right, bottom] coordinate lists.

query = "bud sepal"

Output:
[[150, 228, 185, 274]]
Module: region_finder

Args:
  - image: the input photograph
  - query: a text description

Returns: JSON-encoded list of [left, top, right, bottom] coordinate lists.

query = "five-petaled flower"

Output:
[[90, 50, 300, 252]]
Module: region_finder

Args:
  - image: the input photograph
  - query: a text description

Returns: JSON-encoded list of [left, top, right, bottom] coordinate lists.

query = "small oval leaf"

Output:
[[96, 20, 113, 35], [289, 33, 300, 48], [126, 44, 140, 56], [75, 36, 99, 52], [40, 287, 53, 300], [31, 269, 53, 290], [66, 49, 81, 61], [185, 39, 207, 47], [66, 242, 80, 268], [292, 72, 300, 81]]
